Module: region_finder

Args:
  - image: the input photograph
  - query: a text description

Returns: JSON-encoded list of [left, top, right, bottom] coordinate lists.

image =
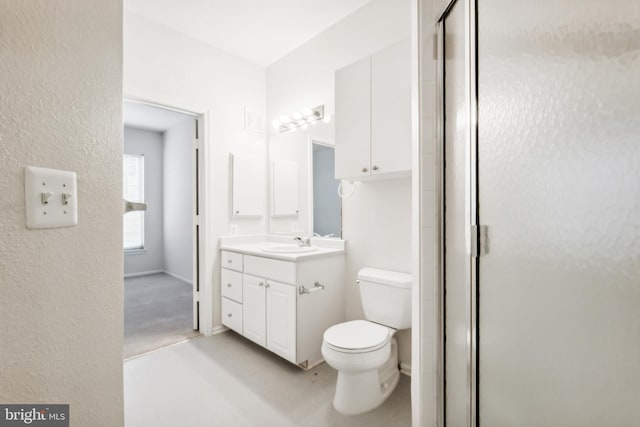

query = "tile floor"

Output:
[[124, 273, 200, 358], [124, 331, 411, 427]]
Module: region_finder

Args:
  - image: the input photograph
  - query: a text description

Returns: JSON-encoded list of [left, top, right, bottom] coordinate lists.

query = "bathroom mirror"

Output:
[[310, 140, 340, 237], [268, 121, 341, 237]]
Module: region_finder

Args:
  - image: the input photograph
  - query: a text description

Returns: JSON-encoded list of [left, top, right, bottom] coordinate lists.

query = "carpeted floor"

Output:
[[124, 273, 200, 358]]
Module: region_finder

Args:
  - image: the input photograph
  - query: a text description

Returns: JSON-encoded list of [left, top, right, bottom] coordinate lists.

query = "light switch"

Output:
[[25, 166, 78, 229]]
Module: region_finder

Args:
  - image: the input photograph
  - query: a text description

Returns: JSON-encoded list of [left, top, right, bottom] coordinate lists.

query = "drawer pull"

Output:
[[227, 259, 232, 264], [227, 313, 232, 317], [227, 283, 232, 287], [258, 282, 264, 287]]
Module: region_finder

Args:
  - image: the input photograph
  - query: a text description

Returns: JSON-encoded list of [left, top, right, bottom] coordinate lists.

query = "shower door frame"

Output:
[[436, 0, 480, 425]]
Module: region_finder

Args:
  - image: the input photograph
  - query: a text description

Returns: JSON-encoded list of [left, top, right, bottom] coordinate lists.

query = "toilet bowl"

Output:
[[322, 320, 400, 415], [322, 268, 412, 415]]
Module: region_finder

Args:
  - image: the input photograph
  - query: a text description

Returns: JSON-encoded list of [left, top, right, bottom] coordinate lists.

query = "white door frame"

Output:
[[123, 95, 213, 336]]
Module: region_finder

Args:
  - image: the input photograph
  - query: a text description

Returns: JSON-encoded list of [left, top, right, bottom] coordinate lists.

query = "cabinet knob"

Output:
[[265, 283, 270, 288], [227, 259, 232, 264], [258, 282, 264, 287], [361, 167, 368, 173], [227, 283, 232, 287], [227, 313, 232, 317], [235, 210, 240, 214], [372, 165, 379, 171]]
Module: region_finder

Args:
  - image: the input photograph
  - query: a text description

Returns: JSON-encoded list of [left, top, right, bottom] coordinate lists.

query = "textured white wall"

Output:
[[0, 1, 124, 426], [163, 118, 195, 283], [124, 126, 165, 276], [266, 0, 413, 368], [124, 11, 266, 332]]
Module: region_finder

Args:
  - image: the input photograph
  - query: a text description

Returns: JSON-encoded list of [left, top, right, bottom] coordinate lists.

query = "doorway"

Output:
[[122, 99, 203, 358], [440, 0, 640, 425]]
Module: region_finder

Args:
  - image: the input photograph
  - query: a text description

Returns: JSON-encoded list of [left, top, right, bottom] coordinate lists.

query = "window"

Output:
[[123, 154, 144, 250]]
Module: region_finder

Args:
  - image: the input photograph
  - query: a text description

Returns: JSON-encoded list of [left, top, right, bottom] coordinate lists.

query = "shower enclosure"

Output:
[[439, 0, 640, 425]]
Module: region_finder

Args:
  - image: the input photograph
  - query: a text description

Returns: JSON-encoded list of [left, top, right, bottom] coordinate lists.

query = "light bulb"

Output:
[[272, 119, 281, 129], [292, 111, 302, 120], [301, 107, 312, 117], [301, 124, 308, 130], [280, 115, 291, 124], [323, 115, 332, 123]]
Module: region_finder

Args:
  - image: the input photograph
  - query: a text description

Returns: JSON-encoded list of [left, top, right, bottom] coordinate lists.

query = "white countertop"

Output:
[[219, 234, 345, 261]]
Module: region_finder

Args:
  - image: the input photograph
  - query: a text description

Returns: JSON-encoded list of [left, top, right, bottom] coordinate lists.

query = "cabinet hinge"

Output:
[[194, 291, 200, 302]]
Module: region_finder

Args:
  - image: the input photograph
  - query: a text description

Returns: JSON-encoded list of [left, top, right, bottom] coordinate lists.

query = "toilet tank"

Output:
[[358, 268, 412, 329]]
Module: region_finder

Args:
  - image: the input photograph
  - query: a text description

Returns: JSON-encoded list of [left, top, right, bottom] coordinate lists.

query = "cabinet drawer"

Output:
[[221, 250, 243, 272], [221, 297, 243, 334], [221, 268, 243, 303], [244, 255, 296, 284]]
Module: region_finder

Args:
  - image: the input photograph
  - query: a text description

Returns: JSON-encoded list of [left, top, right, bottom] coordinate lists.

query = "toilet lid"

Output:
[[324, 320, 391, 351]]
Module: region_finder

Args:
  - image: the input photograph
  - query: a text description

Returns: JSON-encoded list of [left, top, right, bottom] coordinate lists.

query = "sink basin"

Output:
[[262, 245, 319, 254]]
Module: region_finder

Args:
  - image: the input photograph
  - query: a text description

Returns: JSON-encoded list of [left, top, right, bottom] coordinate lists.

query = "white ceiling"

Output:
[[124, 101, 194, 133], [124, 0, 373, 66]]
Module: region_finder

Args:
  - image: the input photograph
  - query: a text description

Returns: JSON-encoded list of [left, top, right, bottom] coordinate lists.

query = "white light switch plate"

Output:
[[25, 166, 78, 229]]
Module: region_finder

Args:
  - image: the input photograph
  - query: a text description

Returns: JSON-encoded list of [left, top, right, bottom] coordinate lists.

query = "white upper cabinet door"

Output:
[[242, 273, 266, 347], [371, 39, 411, 176], [266, 280, 297, 363], [231, 153, 265, 217], [335, 56, 372, 180], [271, 160, 299, 216]]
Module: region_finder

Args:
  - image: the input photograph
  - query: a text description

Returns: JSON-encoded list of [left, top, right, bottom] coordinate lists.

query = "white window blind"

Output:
[[123, 154, 144, 250]]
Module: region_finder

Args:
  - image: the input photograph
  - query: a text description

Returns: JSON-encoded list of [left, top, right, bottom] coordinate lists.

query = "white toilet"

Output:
[[321, 268, 412, 415]]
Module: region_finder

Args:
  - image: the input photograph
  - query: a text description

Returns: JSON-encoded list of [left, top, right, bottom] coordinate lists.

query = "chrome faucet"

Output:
[[293, 236, 311, 247]]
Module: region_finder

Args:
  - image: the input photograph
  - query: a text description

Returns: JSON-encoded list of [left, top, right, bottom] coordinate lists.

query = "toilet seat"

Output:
[[323, 320, 391, 353]]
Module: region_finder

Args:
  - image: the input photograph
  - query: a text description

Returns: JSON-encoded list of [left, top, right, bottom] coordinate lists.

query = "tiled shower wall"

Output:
[[415, 0, 446, 426]]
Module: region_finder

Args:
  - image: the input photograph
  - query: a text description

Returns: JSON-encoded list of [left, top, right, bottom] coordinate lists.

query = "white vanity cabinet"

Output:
[[220, 250, 345, 369], [242, 273, 296, 361], [335, 39, 411, 181]]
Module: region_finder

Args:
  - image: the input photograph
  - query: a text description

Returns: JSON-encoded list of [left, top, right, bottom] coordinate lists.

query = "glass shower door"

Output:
[[477, 1, 640, 425]]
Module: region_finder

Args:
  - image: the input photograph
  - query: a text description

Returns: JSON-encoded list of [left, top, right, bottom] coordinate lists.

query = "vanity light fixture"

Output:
[[272, 105, 328, 133]]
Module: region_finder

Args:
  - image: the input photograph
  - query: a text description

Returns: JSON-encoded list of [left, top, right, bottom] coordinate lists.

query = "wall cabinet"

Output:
[[220, 250, 344, 368], [335, 39, 411, 181], [230, 153, 265, 217]]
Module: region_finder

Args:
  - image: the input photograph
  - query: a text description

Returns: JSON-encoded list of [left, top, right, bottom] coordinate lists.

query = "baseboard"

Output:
[[124, 269, 164, 278], [163, 270, 193, 284], [400, 362, 412, 377], [212, 325, 228, 335]]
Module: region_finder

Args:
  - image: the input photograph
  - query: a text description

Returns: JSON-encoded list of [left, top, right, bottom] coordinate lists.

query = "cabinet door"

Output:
[[335, 56, 371, 180], [242, 274, 266, 347], [371, 39, 411, 175], [231, 154, 264, 217], [266, 280, 297, 363]]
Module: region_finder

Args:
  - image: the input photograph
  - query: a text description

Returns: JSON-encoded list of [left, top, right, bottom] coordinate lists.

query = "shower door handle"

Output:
[[123, 199, 147, 214]]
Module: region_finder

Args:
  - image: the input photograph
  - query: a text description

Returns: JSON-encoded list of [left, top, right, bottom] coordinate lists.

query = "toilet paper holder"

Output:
[[299, 282, 325, 295]]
